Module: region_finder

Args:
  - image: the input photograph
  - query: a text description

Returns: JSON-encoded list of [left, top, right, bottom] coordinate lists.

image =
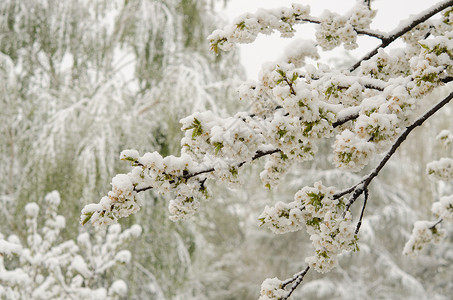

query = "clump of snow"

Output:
[[109, 280, 128, 297], [70, 255, 92, 278], [115, 250, 131, 264], [25, 203, 40, 218], [0, 239, 22, 257], [129, 224, 142, 237], [111, 174, 134, 193], [280, 38, 319, 68], [120, 149, 140, 161], [44, 190, 61, 207]]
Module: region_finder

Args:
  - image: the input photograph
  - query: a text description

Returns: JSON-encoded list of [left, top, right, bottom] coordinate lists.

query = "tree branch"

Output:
[[281, 266, 311, 300], [429, 218, 443, 229], [350, 0, 453, 71], [134, 148, 281, 193], [332, 112, 359, 128], [355, 188, 368, 234], [335, 90, 453, 209], [295, 17, 387, 40]]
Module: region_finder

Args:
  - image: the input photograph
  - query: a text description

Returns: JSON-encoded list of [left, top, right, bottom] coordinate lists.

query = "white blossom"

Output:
[[431, 195, 453, 222], [403, 220, 445, 256]]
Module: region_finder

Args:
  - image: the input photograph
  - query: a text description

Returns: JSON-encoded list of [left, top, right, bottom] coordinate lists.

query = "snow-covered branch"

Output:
[[79, 0, 453, 298], [350, 0, 453, 71], [337, 90, 453, 210]]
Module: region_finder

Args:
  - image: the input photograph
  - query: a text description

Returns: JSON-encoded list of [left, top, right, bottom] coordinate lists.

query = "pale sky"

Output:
[[220, 0, 436, 79]]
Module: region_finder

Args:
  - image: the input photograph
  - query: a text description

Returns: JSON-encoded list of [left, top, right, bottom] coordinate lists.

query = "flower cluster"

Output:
[[426, 157, 453, 181], [208, 4, 311, 53], [333, 129, 375, 172], [432, 195, 453, 222], [258, 277, 286, 300], [260, 182, 358, 273], [403, 220, 446, 256], [333, 81, 418, 171], [321, 75, 367, 107], [81, 150, 210, 226], [1, 191, 140, 299], [209, 2, 377, 54], [316, 11, 357, 50], [437, 129, 453, 146], [409, 35, 453, 97], [259, 152, 291, 189], [348, 2, 376, 30], [181, 111, 264, 163], [360, 49, 411, 81]]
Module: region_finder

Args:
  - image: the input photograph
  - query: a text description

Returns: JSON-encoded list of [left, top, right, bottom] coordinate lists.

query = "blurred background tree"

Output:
[[0, 0, 244, 298]]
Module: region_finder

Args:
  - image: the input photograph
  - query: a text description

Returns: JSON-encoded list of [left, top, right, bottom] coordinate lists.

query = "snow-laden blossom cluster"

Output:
[[1, 191, 140, 299], [259, 182, 358, 273], [181, 111, 265, 164], [437, 129, 453, 146], [81, 150, 212, 225], [427, 157, 453, 181], [208, 2, 376, 53], [432, 195, 453, 221], [208, 4, 311, 52], [403, 220, 446, 256], [258, 277, 286, 300]]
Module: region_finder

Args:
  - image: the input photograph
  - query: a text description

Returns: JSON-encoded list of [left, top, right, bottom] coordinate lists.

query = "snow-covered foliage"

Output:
[[0, 191, 141, 299], [81, 0, 453, 297]]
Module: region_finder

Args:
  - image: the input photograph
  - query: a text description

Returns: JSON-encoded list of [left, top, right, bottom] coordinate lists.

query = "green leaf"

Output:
[[277, 129, 287, 138], [81, 212, 93, 226], [214, 142, 224, 155]]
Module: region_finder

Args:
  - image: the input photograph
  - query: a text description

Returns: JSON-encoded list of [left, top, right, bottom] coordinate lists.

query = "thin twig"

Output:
[[281, 266, 311, 300], [284, 77, 297, 95], [295, 17, 386, 40], [332, 112, 359, 128], [355, 188, 368, 234], [429, 218, 443, 229]]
